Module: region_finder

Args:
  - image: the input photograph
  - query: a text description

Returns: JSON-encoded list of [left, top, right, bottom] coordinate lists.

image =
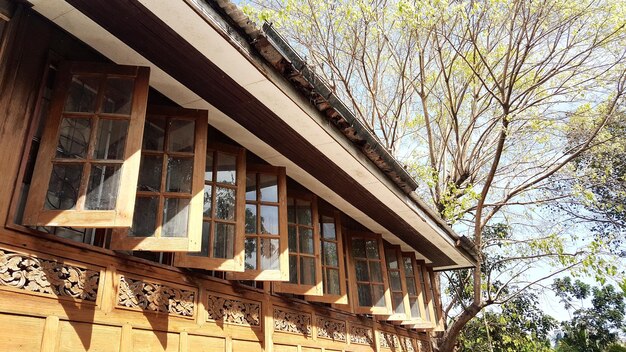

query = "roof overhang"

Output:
[[29, 0, 476, 269]]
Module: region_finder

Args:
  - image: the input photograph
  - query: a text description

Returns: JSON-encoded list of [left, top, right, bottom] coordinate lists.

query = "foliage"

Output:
[[552, 278, 626, 352]]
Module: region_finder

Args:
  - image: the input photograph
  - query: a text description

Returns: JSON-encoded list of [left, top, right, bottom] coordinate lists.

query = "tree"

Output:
[[242, 0, 626, 351], [552, 278, 626, 352]]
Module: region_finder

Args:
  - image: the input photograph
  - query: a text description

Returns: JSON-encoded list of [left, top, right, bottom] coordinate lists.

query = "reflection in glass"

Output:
[[162, 197, 189, 237], [288, 225, 297, 252], [203, 185, 212, 217], [357, 284, 372, 307], [386, 250, 398, 269], [322, 241, 338, 266], [392, 292, 405, 314], [166, 157, 193, 193], [64, 75, 99, 112], [245, 204, 257, 234], [167, 119, 195, 152], [260, 205, 278, 234], [296, 200, 311, 225], [260, 238, 279, 270], [245, 237, 257, 270], [216, 152, 236, 184], [369, 262, 383, 283], [85, 164, 121, 210], [321, 216, 336, 239], [389, 271, 402, 291], [44, 164, 83, 210], [213, 223, 234, 259], [410, 297, 420, 318], [355, 260, 369, 281], [325, 268, 340, 295], [130, 197, 158, 237], [403, 257, 414, 274], [137, 155, 162, 192], [94, 119, 128, 160], [215, 187, 235, 220], [142, 117, 166, 151], [300, 256, 315, 285], [299, 228, 314, 254], [352, 239, 366, 258], [289, 255, 297, 283], [56, 118, 91, 159], [245, 173, 256, 200], [366, 240, 379, 259], [102, 78, 134, 114], [372, 284, 385, 307], [406, 277, 417, 295], [259, 173, 277, 202]]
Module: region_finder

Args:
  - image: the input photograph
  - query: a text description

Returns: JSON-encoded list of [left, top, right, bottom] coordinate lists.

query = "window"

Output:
[[348, 232, 391, 314], [307, 210, 348, 304], [417, 261, 435, 323], [401, 253, 426, 323], [228, 164, 288, 281], [427, 268, 442, 326], [22, 62, 149, 228], [110, 106, 207, 251], [384, 244, 410, 320], [275, 194, 322, 295], [173, 143, 246, 270]]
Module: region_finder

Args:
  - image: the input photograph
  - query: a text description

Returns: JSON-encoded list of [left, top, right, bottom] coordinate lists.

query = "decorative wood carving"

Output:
[[316, 316, 346, 341], [418, 339, 433, 352], [0, 248, 99, 301], [402, 336, 416, 352], [349, 325, 374, 345], [206, 294, 261, 327], [379, 332, 400, 349], [117, 275, 195, 317], [273, 308, 311, 336]]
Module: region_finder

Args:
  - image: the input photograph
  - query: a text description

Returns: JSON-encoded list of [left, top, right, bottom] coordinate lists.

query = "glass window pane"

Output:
[[357, 284, 372, 307], [300, 256, 316, 285], [392, 292, 405, 313], [289, 255, 297, 284], [213, 223, 234, 259], [85, 164, 121, 210], [167, 119, 195, 152], [403, 257, 414, 275], [352, 239, 366, 258], [102, 77, 134, 115], [94, 119, 128, 160], [322, 241, 338, 266], [260, 238, 279, 270], [245, 204, 257, 234], [203, 185, 212, 217], [205, 151, 214, 182], [142, 117, 166, 151], [389, 271, 402, 291], [130, 197, 158, 237], [44, 164, 83, 210], [216, 152, 236, 184], [321, 216, 336, 239], [56, 118, 91, 159], [260, 205, 278, 235], [215, 187, 235, 220], [386, 250, 398, 269], [287, 198, 295, 223], [190, 222, 210, 257], [259, 173, 277, 202], [245, 173, 256, 201], [296, 200, 311, 225], [409, 297, 420, 318], [64, 75, 99, 113], [166, 157, 193, 193], [288, 225, 297, 252], [406, 277, 417, 296], [325, 268, 340, 295], [366, 240, 379, 259], [372, 284, 385, 307], [299, 227, 314, 254], [369, 262, 383, 283], [162, 197, 189, 237], [137, 155, 162, 192], [355, 260, 369, 281], [244, 237, 257, 270]]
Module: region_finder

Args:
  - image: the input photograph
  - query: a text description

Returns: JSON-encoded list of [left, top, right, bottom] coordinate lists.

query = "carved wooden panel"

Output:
[[316, 316, 346, 342], [402, 336, 416, 352], [206, 293, 261, 327], [349, 325, 373, 345], [418, 339, 433, 352], [116, 275, 195, 317], [0, 248, 99, 301], [273, 308, 311, 336], [379, 331, 400, 349]]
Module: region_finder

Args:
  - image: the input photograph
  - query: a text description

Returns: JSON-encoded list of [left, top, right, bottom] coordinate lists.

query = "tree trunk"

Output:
[[433, 303, 483, 352]]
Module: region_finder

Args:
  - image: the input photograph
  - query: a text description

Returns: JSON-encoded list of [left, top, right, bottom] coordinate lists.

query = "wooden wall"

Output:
[[0, 6, 433, 352]]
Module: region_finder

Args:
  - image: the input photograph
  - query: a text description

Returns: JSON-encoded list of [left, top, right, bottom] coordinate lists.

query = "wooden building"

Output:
[[0, 0, 477, 351]]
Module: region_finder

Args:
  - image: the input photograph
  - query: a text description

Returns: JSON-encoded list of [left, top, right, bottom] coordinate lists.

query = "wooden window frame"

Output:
[[110, 106, 207, 251], [416, 260, 436, 324], [400, 253, 429, 326], [275, 192, 322, 295], [307, 209, 348, 304], [173, 142, 246, 271], [347, 231, 392, 315], [383, 244, 411, 321], [22, 62, 149, 228], [227, 164, 288, 281], [428, 268, 444, 331]]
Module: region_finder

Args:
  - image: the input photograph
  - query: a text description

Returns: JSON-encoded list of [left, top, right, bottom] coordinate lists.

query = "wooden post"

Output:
[[179, 331, 188, 352], [40, 316, 59, 352], [119, 324, 132, 352]]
